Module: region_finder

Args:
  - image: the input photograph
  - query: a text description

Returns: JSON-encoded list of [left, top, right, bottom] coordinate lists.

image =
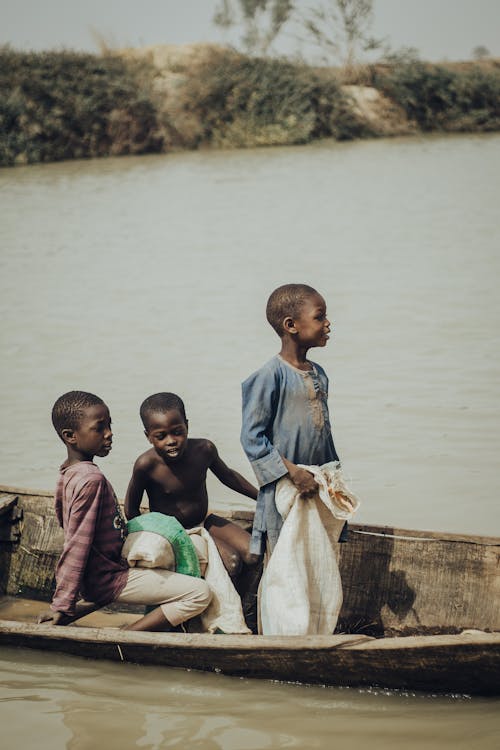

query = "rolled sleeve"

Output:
[[240, 366, 288, 488], [249, 449, 287, 488]]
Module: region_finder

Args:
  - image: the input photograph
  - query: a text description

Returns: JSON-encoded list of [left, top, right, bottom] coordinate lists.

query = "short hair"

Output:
[[52, 390, 105, 441], [140, 392, 187, 428], [266, 283, 319, 336]]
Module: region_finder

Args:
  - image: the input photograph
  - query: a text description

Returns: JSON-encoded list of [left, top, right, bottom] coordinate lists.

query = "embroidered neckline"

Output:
[[277, 354, 317, 376]]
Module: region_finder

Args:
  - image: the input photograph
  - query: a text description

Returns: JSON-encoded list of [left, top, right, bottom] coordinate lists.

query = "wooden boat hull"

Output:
[[1, 620, 499, 695], [1, 485, 499, 695]]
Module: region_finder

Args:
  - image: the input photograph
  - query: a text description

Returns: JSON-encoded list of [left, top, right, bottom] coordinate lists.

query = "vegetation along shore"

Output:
[[1, 43, 500, 167]]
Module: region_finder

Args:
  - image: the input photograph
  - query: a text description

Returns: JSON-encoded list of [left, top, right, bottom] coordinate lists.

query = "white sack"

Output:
[[188, 527, 251, 635], [260, 461, 360, 636], [121, 530, 175, 570], [122, 525, 250, 635]]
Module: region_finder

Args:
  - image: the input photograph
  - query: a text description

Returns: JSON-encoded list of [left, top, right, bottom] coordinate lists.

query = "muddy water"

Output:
[[1, 646, 499, 750], [1, 133, 499, 536], [1, 134, 499, 745]]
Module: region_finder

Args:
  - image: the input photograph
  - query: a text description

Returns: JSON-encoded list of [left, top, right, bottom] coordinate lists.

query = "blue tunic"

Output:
[[241, 355, 340, 555]]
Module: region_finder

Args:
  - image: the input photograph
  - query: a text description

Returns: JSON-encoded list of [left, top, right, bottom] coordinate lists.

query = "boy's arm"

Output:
[[241, 369, 318, 498], [281, 457, 318, 498], [50, 477, 104, 618], [208, 442, 258, 500], [124, 459, 147, 520], [38, 600, 101, 626], [240, 369, 288, 489]]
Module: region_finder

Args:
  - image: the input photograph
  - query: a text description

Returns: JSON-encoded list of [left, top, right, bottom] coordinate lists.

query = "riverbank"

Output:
[[1, 44, 499, 166]]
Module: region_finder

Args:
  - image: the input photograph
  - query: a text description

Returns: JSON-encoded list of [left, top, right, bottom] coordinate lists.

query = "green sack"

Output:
[[126, 512, 201, 578]]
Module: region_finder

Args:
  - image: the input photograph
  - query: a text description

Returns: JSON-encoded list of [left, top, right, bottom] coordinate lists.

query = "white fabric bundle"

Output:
[[122, 530, 176, 570], [188, 527, 251, 635], [259, 461, 360, 636], [121, 516, 251, 634]]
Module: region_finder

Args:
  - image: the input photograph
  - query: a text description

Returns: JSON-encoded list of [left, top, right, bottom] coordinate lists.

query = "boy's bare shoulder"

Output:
[[189, 438, 218, 461], [133, 448, 160, 473]]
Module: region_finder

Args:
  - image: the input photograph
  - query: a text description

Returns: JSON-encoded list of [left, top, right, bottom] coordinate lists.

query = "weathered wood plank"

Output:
[[0, 494, 22, 543], [0, 490, 63, 599], [336, 529, 500, 635], [0, 495, 18, 518], [0, 620, 498, 695], [350, 524, 500, 546], [0, 485, 53, 498]]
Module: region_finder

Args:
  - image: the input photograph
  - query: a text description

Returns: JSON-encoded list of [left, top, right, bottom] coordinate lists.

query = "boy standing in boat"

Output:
[[241, 283, 347, 556], [39, 390, 211, 631], [125, 392, 260, 580]]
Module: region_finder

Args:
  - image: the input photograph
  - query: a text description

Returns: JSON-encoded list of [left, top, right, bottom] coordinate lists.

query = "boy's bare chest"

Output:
[[145, 459, 210, 527], [147, 459, 208, 499]]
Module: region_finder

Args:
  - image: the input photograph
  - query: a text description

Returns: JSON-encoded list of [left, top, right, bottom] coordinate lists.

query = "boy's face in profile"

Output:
[[145, 409, 188, 463], [292, 293, 331, 348], [65, 403, 113, 459]]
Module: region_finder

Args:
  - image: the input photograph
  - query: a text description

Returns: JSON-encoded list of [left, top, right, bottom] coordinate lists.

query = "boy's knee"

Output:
[[224, 550, 243, 580], [241, 551, 261, 567], [191, 578, 212, 611]]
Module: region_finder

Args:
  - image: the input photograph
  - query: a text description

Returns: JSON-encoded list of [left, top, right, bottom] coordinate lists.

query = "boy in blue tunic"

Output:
[[241, 283, 347, 556]]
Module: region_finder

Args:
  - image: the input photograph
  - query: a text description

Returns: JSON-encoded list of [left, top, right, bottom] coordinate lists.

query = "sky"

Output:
[[1, 0, 500, 62]]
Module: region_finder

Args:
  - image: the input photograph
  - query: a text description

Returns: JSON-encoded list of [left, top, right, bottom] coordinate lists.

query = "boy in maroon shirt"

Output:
[[38, 390, 211, 631]]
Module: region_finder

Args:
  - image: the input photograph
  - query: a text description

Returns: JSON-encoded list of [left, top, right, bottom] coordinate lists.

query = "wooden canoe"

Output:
[[1, 484, 499, 695]]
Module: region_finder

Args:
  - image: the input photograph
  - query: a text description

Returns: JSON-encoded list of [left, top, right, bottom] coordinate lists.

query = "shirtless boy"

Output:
[[124, 392, 260, 581]]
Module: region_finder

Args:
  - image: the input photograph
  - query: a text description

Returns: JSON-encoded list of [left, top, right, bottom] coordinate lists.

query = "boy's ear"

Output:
[[283, 316, 297, 335], [61, 428, 76, 445], [144, 429, 151, 443]]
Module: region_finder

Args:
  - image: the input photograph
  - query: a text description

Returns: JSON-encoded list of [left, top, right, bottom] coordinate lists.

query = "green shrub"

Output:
[[182, 49, 371, 148], [0, 47, 165, 166], [3, 45, 498, 167], [374, 59, 500, 131], [448, 66, 500, 131]]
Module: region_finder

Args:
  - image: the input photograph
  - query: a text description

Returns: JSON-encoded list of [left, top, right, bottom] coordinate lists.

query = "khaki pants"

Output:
[[116, 568, 211, 627]]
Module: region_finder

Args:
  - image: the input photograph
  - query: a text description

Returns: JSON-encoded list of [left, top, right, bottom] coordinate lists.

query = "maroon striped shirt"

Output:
[[51, 461, 128, 616]]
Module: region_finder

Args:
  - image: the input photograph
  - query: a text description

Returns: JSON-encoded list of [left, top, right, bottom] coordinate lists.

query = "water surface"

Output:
[[1, 134, 499, 746], [1, 647, 498, 750], [1, 133, 499, 535]]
